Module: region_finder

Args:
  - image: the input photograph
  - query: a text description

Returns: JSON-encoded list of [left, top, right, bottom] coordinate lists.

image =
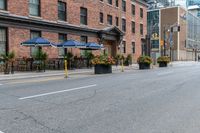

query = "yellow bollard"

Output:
[[121, 59, 124, 72], [64, 59, 68, 78]]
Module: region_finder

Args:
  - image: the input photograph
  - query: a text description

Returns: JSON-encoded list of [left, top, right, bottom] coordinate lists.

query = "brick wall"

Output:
[[3, 0, 147, 60]]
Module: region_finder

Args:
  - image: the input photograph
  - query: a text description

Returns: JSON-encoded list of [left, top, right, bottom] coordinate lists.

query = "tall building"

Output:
[[0, 0, 148, 64], [148, 6, 200, 61], [187, 0, 200, 7]]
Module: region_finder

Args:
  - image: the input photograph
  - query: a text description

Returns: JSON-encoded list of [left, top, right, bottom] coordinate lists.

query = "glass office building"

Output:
[[187, 0, 200, 7]]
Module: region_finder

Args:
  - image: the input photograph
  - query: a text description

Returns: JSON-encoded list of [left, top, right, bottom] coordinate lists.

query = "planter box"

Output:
[[159, 62, 168, 67], [94, 64, 112, 74], [139, 63, 150, 70]]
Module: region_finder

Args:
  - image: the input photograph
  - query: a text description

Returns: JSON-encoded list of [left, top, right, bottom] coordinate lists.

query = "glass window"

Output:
[[30, 31, 41, 56], [121, 41, 126, 53], [58, 33, 67, 56], [80, 36, 88, 56], [100, 12, 104, 23], [115, 17, 119, 26], [122, 0, 126, 12], [108, 0, 112, 5], [132, 21, 135, 33], [107, 15, 112, 25], [140, 8, 143, 18], [132, 4, 135, 16], [0, 0, 6, 10], [58, 1, 67, 21], [122, 18, 126, 32], [29, 0, 40, 16], [140, 24, 143, 35], [115, 0, 118, 7], [132, 42, 135, 54], [80, 7, 87, 25], [0, 28, 6, 55]]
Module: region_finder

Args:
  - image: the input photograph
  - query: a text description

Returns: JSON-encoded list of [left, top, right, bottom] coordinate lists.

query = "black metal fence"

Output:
[[0, 58, 92, 73]]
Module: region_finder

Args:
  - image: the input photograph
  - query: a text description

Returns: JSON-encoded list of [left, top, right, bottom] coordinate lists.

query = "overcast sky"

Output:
[[175, 0, 186, 7]]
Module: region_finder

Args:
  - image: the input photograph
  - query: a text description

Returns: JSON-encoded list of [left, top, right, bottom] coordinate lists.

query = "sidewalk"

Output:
[[0, 65, 139, 81]]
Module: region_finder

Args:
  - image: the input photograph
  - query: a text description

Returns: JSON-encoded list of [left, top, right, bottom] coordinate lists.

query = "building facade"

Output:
[[0, 0, 147, 62], [148, 6, 200, 61]]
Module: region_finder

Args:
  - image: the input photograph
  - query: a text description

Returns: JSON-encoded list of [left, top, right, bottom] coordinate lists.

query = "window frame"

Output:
[[30, 30, 41, 57], [29, 0, 41, 17], [0, 0, 7, 10], [140, 24, 143, 35], [58, 33, 67, 56], [58, 1, 67, 21], [115, 16, 119, 26], [80, 7, 88, 25], [99, 12, 104, 23], [122, 18, 126, 32], [0, 27, 8, 55], [132, 21, 135, 33], [107, 15, 113, 25], [132, 42, 135, 54], [108, 0, 112, 5], [140, 8, 143, 18], [122, 0, 126, 12], [132, 4, 135, 16]]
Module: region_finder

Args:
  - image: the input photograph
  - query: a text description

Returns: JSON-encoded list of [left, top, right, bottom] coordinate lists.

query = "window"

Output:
[[122, 18, 126, 32], [108, 0, 112, 5], [0, 0, 6, 10], [0, 28, 6, 55], [107, 15, 112, 25], [132, 4, 135, 16], [132, 42, 135, 54], [58, 33, 67, 56], [29, 0, 40, 16], [115, 17, 119, 26], [100, 0, 103, 2], [140, 8, 143, 18], [80, 36, 88, 43], [121, 41, 126, 53], [122, 0, 126, 12], [80, 36, 88, 56], [132, 21, 135, 33], [115, 0, 119, 7], [58, 1, 67, 21], [30, 31, 41, 56], [100, 12, 104, 23], [140, 24, 143, 35], [80, 7, 87, 25]]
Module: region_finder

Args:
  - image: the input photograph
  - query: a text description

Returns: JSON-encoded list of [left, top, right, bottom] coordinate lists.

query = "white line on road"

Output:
[[157, 71, 173, 76], [19, 84, 97, 100], [0, 131, 4, 133], [0, 83, 3, 86]]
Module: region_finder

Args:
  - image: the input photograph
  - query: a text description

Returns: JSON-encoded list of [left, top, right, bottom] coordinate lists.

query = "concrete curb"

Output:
[[0, 67, 139, 81]]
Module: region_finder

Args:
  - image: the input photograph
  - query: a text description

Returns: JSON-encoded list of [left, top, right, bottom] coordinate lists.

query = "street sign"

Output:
[[160, 40, 164, 46]]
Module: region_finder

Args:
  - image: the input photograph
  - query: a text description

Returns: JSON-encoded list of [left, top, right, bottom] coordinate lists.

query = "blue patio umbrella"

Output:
[[21, 37, 55, 47], [85, 42, 103, 50], [57, 40, 86, 48]]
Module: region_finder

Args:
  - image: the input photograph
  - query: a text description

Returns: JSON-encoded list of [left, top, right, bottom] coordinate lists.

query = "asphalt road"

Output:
[[1, 62, 200, 133]]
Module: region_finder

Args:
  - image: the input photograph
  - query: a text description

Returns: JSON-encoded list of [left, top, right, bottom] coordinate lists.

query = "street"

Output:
[[0, 62, 200, 133]]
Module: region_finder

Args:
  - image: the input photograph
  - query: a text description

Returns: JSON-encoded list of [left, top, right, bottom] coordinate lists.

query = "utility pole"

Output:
[[163, 26, 166, 56]]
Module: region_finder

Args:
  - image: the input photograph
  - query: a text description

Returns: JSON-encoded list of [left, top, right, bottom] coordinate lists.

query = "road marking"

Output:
[[0, 83, 3, 86], [157, 71, 173, 76], [0, 131, 4, 133], [19, 84, 97, 100]]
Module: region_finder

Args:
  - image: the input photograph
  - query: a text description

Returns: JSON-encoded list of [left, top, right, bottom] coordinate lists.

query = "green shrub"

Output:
[[157, 56, 170, 64], [137, 56, 152, 65]]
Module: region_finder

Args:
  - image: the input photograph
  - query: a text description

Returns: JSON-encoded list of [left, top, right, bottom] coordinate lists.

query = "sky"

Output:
[[175, 0, 186, 7]]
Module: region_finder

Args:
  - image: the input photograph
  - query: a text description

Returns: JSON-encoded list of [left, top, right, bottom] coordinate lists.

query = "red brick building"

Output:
[[0, 0, 147, 62]]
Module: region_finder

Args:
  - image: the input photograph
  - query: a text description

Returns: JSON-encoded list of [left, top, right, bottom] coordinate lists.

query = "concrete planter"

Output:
[[159, 62, 168, 67], [139, 63, 150, 70], [94, 64, 112, 74]]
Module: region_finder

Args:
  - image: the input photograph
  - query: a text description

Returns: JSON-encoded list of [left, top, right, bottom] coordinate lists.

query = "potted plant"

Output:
[[157, 56, 170, 67], [1, 51, 15, 74], [33, 49, 48, 72], [83, 51, 94, 68], [137, 56, 152, 69], [91, 54, 115, 74], [124, 54, 132, 66]]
